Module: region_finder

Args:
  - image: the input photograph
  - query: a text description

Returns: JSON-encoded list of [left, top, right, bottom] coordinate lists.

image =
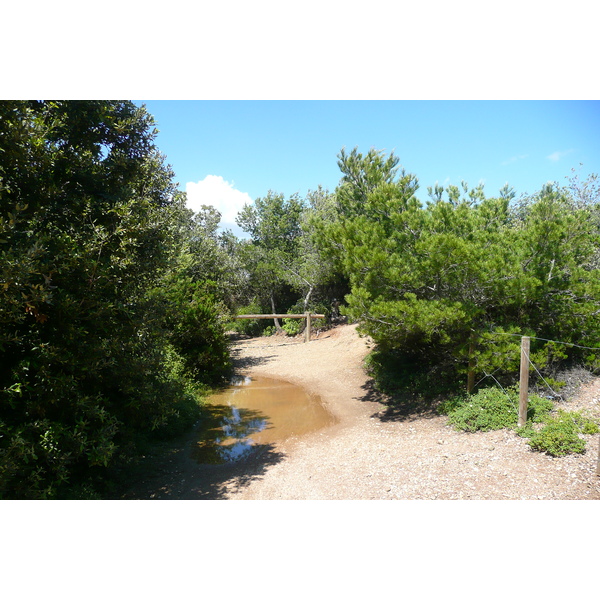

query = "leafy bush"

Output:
[[281, 301, 329, 337], [309, 301, 330, 330], [366, 347, 461, 401], [526, 411, 597, 456], [152, 275, 232, 385], [571, 412, 600, 435], [0, 101, 231, 499], [444, 383, 598, 458], [282, 318, 302, 336], [228, 300, 266, 337], [446, 387, 553, 432]]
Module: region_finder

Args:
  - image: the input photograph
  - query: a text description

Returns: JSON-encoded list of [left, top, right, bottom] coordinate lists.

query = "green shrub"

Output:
[[229, 300, 266, 337], [527, 412, 585, 456], [515, 422, 537, 439], [169, 284, 232, 385], [446, 387, 554, 433], [447, 387, 518, 432], [282, 318, 302, 336], [527, 411, 598, 456], [528, 395, 556, 422], [445, 385, 598, 458], [282, 302, 329, 337], [309, 301, 330, 330], [366, 347, 461, 401], [569, 411, 600, 435]]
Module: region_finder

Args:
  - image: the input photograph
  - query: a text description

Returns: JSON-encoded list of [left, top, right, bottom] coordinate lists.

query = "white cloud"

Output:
[[185, 175, 252, 234], [547, 149, 574, 162], [501, 154, 528, 166]]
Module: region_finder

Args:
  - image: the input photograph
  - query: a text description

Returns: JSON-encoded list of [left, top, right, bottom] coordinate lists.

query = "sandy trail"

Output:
[[123, 323, 600, 500]]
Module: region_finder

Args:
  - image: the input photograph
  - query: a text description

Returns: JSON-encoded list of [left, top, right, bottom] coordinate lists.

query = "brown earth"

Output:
[[121, 323, 600, 500]]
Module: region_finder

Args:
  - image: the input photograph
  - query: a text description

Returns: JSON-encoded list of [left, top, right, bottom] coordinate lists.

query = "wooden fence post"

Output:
[[518, 336, 530, 427], [304, 312, 311, 343], [596, 434, 600, 476]]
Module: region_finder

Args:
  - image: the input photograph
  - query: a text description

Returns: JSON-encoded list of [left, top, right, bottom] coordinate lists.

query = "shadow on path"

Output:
[[230, 350, 277, 371], [356, 379, 442, 423], [228, 340, 277, 371], [118, 431, 286, 500], [117, 404, 286, 500]]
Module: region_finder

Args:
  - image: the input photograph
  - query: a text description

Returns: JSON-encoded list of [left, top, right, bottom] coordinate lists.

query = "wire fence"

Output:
[[470, 332, 600, 475], [486, 331, 600, 351], [472, 332, 599, 399]]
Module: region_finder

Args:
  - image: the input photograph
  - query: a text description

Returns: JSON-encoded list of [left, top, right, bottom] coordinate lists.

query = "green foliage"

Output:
[[295, 187, 344, 307], [179, 205, 248, 312], [235, 191, 303, 317], [236, 190, 303, 254], [228, 300, 267, 337], [571, 411, 600, 434], [445, 387, 553, 433], [527, 411, 597, 456], [365, 347, 462, 415], [235, 188, 344, 325], [282, 318, 302, 336], [280, 301, 329, 337], [150, 274, 231, 386], [446, 388, 519, 432], [308, 301, 330, 330], [443, 384, 597, 458], [336, 147, 411, 219], [316, 146, 600, 390], [0, 101, 230, 498]]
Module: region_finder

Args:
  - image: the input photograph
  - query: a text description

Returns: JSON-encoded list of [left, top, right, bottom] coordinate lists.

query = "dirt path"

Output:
[[123, 323, 600, 500]]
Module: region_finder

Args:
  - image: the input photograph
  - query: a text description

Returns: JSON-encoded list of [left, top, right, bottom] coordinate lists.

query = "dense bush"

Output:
[[228, 299, 268, 337], [150, 275, 231, 385], [365, 346, 461, 403], [0, 101, 231, 498], [282, 318, 302, 336], [315, 148, 600, 390]]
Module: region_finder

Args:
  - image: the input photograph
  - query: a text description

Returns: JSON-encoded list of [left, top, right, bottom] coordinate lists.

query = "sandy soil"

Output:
[[122, 323, 600, 500]]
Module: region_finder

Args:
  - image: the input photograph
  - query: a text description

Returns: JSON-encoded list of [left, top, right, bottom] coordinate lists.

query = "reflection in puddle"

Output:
[[193, 376, 335, 464]]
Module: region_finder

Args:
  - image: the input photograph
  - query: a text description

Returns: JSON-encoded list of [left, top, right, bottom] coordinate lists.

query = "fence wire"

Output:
[[487, 331, 600, 352], [469, 333, 592, 411]]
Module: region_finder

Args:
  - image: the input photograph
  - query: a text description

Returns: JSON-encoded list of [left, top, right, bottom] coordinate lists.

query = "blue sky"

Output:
[[136, 100, 599, 236]]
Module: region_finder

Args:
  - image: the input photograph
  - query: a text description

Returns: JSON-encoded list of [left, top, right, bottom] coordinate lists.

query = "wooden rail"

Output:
[[233, 313, 325, 342], [233, 314, 325, 319]]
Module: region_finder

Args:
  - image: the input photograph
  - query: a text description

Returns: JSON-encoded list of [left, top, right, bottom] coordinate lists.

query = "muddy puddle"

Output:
[[192, 376, 336, 464]]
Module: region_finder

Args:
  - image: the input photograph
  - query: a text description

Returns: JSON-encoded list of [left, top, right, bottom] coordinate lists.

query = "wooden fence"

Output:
[[233, 313, 325, 342]]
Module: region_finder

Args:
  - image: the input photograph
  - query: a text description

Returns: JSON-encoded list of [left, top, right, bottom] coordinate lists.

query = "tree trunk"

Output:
[[303, 285, 313, 313], [270, 294, 283, 331]]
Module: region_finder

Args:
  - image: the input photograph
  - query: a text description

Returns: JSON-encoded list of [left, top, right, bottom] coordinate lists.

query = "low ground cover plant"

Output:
[[442, 386, 598, 457], [442, 387, 553, 432], [527, 410, 599, 456]]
